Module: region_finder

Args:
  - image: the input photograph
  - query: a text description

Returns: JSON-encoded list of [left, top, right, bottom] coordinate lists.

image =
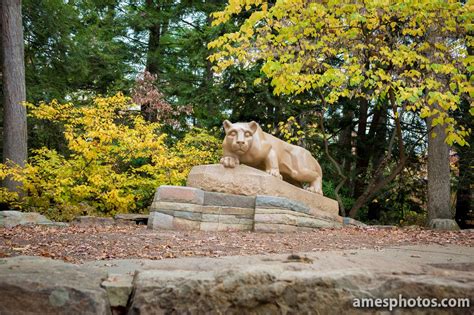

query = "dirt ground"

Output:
[[0, 224, 472, 264]]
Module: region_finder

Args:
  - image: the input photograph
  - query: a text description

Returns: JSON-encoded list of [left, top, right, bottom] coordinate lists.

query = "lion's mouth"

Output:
[[233, 145, 248, 154]]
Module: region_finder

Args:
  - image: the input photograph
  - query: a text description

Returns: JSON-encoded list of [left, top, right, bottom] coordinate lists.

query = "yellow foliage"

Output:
[[1, 94, 221, 221], [208, 0, 473, 146], [269, 117, 305, 145]]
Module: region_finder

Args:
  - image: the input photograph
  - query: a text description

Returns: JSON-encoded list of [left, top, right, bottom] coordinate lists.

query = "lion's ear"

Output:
[[249, 121, 258, 134], [223, 120, 232, 133]]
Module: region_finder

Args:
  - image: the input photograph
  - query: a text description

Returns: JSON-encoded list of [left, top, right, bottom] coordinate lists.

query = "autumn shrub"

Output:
[[0, 93, 221, 221], [399, 211, 427, 227]]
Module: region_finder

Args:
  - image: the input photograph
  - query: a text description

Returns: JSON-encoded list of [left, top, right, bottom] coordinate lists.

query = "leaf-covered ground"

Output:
[[0, 225, 472, 264]]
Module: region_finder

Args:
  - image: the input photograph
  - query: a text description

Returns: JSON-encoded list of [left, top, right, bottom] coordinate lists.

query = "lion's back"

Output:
[[263, 131, 319, 170]]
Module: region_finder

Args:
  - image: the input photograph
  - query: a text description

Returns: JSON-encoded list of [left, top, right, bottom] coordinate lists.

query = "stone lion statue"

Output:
[[220, 120, 323, 194]]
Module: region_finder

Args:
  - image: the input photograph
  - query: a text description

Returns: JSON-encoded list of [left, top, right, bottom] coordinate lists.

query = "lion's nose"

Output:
[[236, 140, 244, 145]]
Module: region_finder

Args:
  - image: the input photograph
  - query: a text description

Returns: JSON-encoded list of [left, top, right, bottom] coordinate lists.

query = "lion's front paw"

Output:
[[267, 169, 282, 180], [220, 156, 239, 168]]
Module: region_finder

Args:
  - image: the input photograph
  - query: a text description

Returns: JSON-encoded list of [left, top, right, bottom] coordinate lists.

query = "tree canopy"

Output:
[[209, 0, 473, 145]]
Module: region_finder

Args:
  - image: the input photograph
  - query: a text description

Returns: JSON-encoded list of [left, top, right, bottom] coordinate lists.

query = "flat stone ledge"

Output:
[[256, 195, 310, 214], [0, 256, 111, 315], [154, 185, 204, 205], [3, 245, 473, 315], [203, 191, 256, 208], [187, 164, 339, 217], [0, 210, 62, 228]]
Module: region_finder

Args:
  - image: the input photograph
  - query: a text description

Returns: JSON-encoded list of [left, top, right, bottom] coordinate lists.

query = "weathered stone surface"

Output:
[[220, 206, 254, 217], [200, 213, 254, 231], [296, 216, 340, 228], [254, 223, 299, 233], [151, 201, 203, 213], [72, 216, 115, 226], [254, 213, 298, 226], [342, 217, 367, 227], [150, 209, 205, 229], [173, 217, 201, 230], [201, 213, 252, 224], [203, 190, 256, 208], [217, 223, 253, 231], [255, 207, 310, 217], [256, 195, 310, 214], [101, 274, 133, 308], [152, 209, 201, 222], [188, 164, 339, 217], [2, 245, 473, 315], [0, 210, 53, 228], [201, 213, 220, 222], [429, 219, 460, 231], [200, 222, 220, 231], [125, 245, 474, 314], [154, 185, 204, 205], [129, 258, 473, 314], [147, 212, 174, 230], [0, 256, 111, 315], [149, 186, 342, 231], [255, 208, 341, 229]]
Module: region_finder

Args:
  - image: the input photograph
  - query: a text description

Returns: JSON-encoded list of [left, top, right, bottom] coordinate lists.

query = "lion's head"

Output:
[[223, 120, 258, 155]]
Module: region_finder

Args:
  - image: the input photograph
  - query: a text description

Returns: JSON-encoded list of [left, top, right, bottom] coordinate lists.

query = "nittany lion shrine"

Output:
[[148, 121, 360, 232]]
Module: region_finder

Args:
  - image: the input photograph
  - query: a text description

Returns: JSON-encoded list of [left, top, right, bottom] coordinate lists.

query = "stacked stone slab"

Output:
[[148, 186, 255, 231], [148, 186, 342, 232], [254, 195, 341, 232]]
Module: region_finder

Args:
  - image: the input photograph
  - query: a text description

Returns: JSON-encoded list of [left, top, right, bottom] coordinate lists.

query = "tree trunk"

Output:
[[455, 129, 473, 229], [353, 98, 369, 198], [338, 103, 354, 178], [1, 0, 27, 193], [455, 30, 474, 229], [426, 110, 452, 222], [145, 0, 161, 76]]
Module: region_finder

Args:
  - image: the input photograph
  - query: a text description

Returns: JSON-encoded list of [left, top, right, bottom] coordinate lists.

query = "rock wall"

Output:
[[1, 245, 473, 314], [148, 186, 342, 232]]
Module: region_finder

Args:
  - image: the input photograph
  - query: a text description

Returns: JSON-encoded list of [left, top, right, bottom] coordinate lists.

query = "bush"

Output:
[[0, 94, 221, 221], [322, 179, 355, 215]]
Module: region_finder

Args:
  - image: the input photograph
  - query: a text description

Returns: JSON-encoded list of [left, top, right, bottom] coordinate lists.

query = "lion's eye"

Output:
[[229, 131, 237, 136], [245, 132, 252, 137]]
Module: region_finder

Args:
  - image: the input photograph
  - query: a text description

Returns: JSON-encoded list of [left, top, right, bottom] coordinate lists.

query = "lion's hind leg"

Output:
[[286, 167, 323, 194], [307, 175, 323, 195], [289, 167, 319, 183], [285, 148, 323, 194]]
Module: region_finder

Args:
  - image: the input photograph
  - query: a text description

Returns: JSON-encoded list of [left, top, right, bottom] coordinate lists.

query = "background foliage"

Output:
[[0, 94, 220, 220], [0, 0, 472, 226]]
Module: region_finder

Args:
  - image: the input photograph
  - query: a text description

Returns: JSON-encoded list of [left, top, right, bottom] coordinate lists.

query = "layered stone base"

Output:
[[148, 186, 342, 232], [187, 164, 339, 217]]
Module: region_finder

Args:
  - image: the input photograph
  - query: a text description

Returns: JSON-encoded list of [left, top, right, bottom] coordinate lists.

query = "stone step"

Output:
[[2, 245, 473, 314]]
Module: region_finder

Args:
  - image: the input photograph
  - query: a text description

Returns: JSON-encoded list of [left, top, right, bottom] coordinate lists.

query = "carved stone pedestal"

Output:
[[148, 165, 346, 232]]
